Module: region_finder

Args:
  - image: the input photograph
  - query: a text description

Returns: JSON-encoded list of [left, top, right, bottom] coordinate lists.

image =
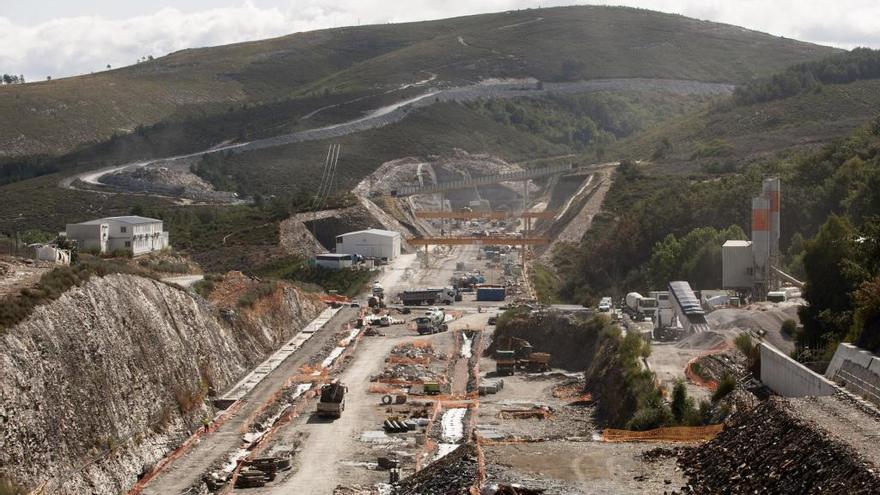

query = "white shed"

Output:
[[335, 229, 401, 260], [722, 240, 754, 289]]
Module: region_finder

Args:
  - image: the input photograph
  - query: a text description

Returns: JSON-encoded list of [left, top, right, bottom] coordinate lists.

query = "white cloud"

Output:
[[0, 1, 878, 81]]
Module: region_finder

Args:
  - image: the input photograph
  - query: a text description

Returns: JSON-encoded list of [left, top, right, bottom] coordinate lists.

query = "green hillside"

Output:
[[619, 79, 880, 176], [0, 5, 837, 158]]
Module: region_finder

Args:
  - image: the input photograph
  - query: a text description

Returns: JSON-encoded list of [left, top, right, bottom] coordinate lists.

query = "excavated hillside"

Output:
[[0, 273, 322, 494]]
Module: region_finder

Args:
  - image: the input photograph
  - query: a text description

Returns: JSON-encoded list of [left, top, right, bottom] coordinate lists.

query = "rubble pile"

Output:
[[372, 364, 444, 383], [674, 398, 880, 494], [394, 444, 479, 495]]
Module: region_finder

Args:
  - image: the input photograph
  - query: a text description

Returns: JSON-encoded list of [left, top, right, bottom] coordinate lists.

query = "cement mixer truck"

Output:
[[625, 292, 658, 321]]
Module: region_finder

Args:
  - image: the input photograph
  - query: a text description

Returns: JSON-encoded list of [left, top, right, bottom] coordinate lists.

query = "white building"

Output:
[[315, 253, 354, 270], [66, 216, 169, 256], [335, 229, 401, 260]]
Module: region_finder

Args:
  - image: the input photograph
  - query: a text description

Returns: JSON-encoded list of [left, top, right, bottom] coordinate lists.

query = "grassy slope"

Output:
[[618, 79, 880, 172], [197, 102, 571, 197], [0, 5, 837, 157]]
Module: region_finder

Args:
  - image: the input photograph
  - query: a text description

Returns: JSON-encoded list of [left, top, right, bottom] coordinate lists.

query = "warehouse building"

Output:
[[335, 229, 401, 260]]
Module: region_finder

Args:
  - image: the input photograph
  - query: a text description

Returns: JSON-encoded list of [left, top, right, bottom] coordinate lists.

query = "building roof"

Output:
[[74, 216, 162, 226], [338, 229, 400, 239], [723, 240, 752, 247]]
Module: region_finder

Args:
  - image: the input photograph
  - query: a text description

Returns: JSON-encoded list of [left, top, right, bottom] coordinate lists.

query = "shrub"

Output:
[[780, 319, 798, 337], [734, 332, 755, 356], [627, 394, 673, 431], [238, 281, 278, 307], [712, 374, 737, 402]]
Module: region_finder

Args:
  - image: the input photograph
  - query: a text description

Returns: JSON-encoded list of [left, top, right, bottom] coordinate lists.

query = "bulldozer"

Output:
[[494, 336, 551, 375]]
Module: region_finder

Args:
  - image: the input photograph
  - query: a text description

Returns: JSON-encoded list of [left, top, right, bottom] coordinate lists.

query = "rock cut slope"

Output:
[[0, 273, 321, 494]]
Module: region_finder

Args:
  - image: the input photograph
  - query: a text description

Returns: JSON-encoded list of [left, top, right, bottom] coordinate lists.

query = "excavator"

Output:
[[494, 336, 551, 375]]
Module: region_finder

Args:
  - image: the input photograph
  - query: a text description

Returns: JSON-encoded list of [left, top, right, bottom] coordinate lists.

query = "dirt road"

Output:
[[140, 307, 357, 495]]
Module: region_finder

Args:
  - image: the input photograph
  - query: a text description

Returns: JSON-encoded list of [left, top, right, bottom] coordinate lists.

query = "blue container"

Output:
[[476, 287, 506, 301]]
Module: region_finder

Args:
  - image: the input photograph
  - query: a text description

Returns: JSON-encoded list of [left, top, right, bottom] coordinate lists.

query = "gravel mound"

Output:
[[675, 398, 880, 494], [394, 443, 478, 495]]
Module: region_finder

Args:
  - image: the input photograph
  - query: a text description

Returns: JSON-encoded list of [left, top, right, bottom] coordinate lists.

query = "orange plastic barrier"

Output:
[[602, 424, 723, 443]]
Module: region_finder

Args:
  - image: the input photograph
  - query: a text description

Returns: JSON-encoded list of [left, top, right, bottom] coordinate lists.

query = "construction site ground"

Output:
[[475, 322, 689, 495]]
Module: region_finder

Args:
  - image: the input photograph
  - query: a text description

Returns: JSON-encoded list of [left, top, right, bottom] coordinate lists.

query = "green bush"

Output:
[[734, 332, 755, 356], [712, 374, 737, 402], [627, 393, 673, 431], [238, 281, 278, 308]]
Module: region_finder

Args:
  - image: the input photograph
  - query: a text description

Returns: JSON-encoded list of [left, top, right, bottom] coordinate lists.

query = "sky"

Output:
[[1, 1, 879, 81]]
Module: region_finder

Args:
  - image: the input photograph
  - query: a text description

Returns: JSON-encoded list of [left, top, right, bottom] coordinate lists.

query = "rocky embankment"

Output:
[[0, 273, 321, 494]]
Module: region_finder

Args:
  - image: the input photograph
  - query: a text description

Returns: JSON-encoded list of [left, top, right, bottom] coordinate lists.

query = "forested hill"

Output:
[[0, 5, 837, 158]]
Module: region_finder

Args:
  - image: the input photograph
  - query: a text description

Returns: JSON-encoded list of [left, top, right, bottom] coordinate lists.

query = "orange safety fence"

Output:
[[602, 424, 723, 443], [686, 359, 719, 391]]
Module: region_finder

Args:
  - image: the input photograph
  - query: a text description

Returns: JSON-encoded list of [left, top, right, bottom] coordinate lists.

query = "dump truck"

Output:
[[494, 336, 551, 374], [399, 287, 456, 305], [316, 381, 346, 419]]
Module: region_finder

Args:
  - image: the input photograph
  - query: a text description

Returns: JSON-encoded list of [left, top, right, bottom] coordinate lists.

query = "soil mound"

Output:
[[675, 398, 880, 494]]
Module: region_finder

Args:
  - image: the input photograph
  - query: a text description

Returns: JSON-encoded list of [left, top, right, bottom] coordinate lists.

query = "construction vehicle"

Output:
[[372, 282, 385, 299], [415, 308, 448, 334], [316, 381, 347, 419], [495, 350, 516, 376], [624, 292, 658, 321], [399, 287, 456, 305], [494, 336, 551, 374]]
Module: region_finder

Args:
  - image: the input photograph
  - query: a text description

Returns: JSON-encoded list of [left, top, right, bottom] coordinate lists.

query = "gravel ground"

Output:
[[484, 440, 687, 495]]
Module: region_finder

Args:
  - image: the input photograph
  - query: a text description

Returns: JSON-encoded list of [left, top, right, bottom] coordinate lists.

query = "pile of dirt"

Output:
[[676, 330, 728, 351], [485, 313, 604, 371], [674, 398, 880, 494], [394, 443, 479, 495]]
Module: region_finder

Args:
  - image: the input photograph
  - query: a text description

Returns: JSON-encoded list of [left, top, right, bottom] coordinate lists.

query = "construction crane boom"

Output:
[[414, 210, 556, 220], [407, 236, 549, 246]]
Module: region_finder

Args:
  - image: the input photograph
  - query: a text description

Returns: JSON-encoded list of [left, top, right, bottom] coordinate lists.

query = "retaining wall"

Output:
[[760, 343, 836, 397], [825, 343, 880, 407]]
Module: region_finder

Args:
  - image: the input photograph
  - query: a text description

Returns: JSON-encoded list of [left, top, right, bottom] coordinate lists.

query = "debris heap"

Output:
[[675, 398, 880, 494], [394, 444, 479, 495]]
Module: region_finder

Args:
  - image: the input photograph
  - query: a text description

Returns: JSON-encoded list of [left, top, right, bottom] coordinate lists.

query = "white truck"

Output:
[[598, 296, 613, 312], [416, 308, 448, 334], [372, 282, 385, 299], [625, 292, 659, 321]]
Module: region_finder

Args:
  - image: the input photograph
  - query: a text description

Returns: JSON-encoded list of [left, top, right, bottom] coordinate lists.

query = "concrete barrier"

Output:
[[760, 343, 836, 397], [825, 343, 880, 407]]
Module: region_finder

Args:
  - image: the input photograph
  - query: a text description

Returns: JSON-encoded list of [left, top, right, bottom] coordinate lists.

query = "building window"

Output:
[[120, 226, 127, 233], [125, 241, 131, 247]]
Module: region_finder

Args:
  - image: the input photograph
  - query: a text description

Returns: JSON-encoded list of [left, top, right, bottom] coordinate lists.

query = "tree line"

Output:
[[2, 74, 25, 84], [733, 47, 880, 105]]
